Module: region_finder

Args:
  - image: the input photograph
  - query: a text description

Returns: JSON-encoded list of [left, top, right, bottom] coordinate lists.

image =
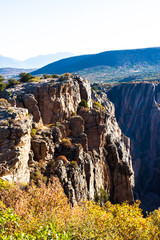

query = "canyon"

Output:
[[107, 82, 160, 211], [1, 75, 160, 211]]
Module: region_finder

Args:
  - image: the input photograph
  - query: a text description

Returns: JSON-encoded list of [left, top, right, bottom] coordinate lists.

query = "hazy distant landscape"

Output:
[[31, 47, 160, 83], [2, 47, 160, 84], [0, 52, 74, 69]]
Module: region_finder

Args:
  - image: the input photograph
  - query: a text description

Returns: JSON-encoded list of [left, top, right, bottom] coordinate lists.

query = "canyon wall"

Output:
[[107, 82, 160, 211]]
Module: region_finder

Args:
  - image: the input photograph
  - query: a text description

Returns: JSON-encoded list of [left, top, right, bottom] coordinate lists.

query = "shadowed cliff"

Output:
[[107, 82, 160, 211]]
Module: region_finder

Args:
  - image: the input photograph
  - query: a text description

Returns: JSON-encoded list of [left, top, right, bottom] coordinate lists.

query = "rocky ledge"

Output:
[[0, 76, 134, 205]]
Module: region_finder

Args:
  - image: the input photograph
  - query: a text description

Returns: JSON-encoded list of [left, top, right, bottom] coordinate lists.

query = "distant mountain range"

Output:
[[0, 52, 74, 69], [0, 68, 37, 79], [31, 47, 160, 83]]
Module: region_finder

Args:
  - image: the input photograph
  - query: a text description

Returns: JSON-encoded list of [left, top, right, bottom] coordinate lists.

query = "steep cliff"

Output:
[[107, 82, 160, 211], [0, 76, 134, 205], [0, 99, 32, 183]]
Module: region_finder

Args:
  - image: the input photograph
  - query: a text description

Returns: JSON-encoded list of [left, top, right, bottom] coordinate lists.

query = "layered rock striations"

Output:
[[0, 76, 134, 205], [107, 82, 160, 211]]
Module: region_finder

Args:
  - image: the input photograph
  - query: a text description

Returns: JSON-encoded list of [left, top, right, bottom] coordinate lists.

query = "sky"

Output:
[[0, 0, 160, 60]]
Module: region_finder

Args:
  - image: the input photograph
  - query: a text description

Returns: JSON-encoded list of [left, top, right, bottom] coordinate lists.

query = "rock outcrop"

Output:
[[0, 76, 134, 205], [107, 82, 160, 211], [0, 100, 32, 183]]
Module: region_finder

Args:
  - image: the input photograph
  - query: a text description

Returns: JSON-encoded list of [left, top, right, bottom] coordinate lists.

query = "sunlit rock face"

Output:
[[0, 106, 32, 183], [0, 76, 134, 205], [108, 82, 160, 211]]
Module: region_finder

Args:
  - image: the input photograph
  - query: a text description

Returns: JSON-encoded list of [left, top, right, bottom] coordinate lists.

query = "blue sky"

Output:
[[0, 0, 160, 60]]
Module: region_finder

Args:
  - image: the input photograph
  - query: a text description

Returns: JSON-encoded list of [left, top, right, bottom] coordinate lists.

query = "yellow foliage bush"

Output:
[[0, 178, 160, 239], [61, 138, 72, 148]]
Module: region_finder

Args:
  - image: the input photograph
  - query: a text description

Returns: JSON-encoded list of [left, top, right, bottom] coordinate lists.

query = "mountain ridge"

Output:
[[31, 47, 160, 83]]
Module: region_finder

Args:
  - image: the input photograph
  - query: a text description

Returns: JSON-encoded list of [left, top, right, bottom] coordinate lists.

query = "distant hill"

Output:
[[0, 55, 20, 68], [31, 48, 160, 83], [21, 52, 74, 68], [0, 52, 74, 69]]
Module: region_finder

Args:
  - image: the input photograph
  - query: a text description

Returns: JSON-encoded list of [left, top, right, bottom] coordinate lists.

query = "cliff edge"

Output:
[[0, 76, 134, 205]]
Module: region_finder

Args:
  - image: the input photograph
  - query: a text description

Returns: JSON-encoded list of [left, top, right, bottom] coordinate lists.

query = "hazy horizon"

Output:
[[1, 0, 160, 60]]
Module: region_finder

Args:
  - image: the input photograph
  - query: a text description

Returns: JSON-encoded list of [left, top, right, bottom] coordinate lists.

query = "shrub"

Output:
[[8, 108, 13, 114], [0, 179, 12, 191], [30, 170, 47, 185], [72, 111, 77, 116], [1, 179, 160, 239], [0, 178, 70, 238], [7, 78, 20, 88], [28, 77, 40, 82], [31, 128, 37, 136], [93, 101, 105, 110], [63, 72, 71, 77], [43, 74, 52, 79], [0, 75, 5, 82], [61, 138, 72, 148], [19, 72, 33, 82], [79, 99, 88, 108], [52, 73, 59, 78], [0, 83, 6, 92], [0, 98, 9, 107], [94, 187, 109, 206]]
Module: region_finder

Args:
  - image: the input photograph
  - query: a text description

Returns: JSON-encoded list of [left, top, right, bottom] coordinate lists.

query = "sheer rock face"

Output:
[[0, 106, 32, 183], [0, 77, 134, 205], [107, 83, 160, 211]]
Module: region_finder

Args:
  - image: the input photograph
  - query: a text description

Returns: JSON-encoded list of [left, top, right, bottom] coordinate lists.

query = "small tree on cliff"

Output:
[[19, 72, 33, 82]]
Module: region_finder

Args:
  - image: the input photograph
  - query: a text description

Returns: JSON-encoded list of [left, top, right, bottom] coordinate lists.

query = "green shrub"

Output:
[[19, 72, 33, 82], [7, 78, 20, 88], [0, 83, 6, 92], [0, 75, 5, 82], [0, 179, 12, 191], [93, 101, 105, 110], [52, 73, 60, 78], [31, 128, 37, 136], [95, 187, 109, 206], [43, 74, 52, 79], [79, 99, 88, 108]]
